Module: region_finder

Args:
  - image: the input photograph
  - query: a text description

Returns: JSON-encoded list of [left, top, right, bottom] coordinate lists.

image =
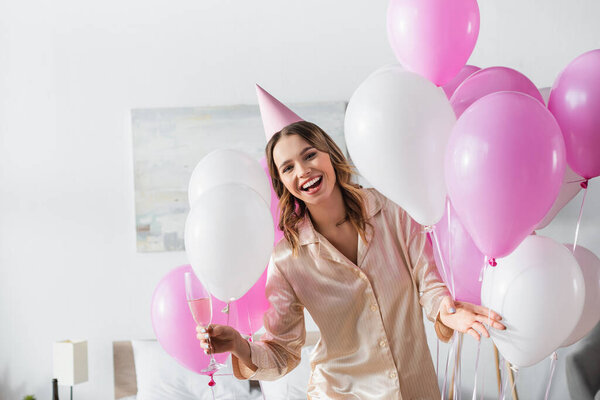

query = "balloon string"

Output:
[[478, 342, 486, 400], [481, 262, 494, 400], [544, 352, 558, 400], [429, 229, 450, 294], [442, 334, 457, 400], [437, 338, 440, 378], [431, 227, 456, 298], [566, 178, 588, 184], [500, 354, 509, 400], [259, 381, 267, 400], [572, 183, 589, 253], [455, 333, 463, 400], [248, 307, 253, 338], [471, 339, 481, 400], [446, 200, 456, 298], [508, 364, 519, 400]]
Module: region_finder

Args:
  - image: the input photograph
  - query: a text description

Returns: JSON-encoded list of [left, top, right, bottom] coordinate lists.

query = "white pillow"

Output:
[[259, 345, 314, 400], [131, 339, 251, 400]]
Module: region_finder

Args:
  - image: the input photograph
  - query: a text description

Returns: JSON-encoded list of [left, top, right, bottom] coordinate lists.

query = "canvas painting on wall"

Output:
[[132, 102, 347, 252]]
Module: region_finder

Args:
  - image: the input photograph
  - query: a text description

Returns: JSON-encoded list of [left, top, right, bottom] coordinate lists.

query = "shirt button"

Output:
[[389, 371, 397, 379], [379, 340, 386, 347], [370, 304, 377, 312]]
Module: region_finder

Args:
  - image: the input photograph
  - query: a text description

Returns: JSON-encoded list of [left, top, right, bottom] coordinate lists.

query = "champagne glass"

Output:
[[184, 271, 226, 373]]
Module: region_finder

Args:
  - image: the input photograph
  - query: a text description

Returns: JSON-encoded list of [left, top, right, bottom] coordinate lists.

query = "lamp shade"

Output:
[[53, 340, 88, 386]]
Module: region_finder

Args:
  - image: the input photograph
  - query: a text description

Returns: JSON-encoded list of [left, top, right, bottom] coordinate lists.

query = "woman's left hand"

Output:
[[438, 296, 506, 341]]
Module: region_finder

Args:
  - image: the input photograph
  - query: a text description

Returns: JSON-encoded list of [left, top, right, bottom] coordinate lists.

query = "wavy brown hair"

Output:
[[265, 121, 369, 255]]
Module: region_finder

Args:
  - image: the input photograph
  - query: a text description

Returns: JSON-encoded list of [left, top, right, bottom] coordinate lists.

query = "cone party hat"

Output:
[[256, 84, 303, 141]]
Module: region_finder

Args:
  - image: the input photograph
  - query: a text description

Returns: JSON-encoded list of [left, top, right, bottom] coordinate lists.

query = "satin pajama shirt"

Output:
[[232, 188, 453, 399]]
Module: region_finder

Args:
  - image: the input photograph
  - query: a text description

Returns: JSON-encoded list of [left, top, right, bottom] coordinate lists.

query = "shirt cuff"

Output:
[[231, 340, 267, 380], [231, 354, 257, 380], [434, 310, 454, 343]]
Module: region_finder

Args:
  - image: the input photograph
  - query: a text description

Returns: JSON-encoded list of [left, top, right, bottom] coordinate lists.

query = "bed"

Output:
[[113, 331, 321, 400]]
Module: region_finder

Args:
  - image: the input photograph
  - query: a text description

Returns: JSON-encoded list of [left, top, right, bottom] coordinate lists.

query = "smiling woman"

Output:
[[197, 120, 506, 399], [265, 121, 368, 258]]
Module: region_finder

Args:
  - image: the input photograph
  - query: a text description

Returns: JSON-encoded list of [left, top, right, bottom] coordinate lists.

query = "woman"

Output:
[[197, 121, 505, 399]]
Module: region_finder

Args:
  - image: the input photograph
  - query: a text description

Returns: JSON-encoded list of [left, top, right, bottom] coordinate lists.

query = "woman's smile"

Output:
[[299, 175, 323, 195]]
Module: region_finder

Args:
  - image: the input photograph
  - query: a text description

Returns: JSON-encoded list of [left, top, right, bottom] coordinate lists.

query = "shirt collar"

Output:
[[297, 188, 383, 246]]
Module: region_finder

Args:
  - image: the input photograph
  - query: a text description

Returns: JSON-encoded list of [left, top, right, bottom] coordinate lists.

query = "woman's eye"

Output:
[[306, 152, 316, 160], [283, 165, 292, 173]]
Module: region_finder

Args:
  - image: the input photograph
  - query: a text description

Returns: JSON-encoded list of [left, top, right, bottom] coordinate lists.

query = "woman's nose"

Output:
[[297, 164, 311, 178]]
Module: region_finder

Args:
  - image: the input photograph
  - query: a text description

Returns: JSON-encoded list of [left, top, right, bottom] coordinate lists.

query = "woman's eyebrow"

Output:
[[278, 146, 315, 169]]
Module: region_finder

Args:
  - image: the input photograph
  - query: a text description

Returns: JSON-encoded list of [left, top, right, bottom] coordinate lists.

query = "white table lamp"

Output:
[[53, 340, 88, 399]]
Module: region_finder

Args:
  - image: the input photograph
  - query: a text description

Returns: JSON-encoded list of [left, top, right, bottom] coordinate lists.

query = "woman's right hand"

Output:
[[196, 324, 242, 355]]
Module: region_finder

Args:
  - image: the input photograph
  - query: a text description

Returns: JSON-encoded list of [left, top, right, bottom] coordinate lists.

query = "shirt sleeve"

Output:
[[231, 257, 306, 381], [400, 208, 454, 343]]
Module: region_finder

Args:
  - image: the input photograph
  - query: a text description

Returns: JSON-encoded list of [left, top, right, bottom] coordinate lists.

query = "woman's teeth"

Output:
[[301, 176, 322, 191]]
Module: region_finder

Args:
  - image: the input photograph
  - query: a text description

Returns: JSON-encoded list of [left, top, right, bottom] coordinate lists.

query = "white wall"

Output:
[[0, 1, 598, 399]]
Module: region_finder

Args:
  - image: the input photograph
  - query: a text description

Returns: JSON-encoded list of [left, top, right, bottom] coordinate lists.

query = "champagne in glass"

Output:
[[188, 298, 212, 327], [184, 271, 226, 373]]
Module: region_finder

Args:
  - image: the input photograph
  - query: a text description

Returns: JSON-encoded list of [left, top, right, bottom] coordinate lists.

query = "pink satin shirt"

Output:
[[232, 188, 453, 399]]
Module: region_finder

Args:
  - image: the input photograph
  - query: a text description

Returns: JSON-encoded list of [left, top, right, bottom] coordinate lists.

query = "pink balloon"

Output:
[[432, 201, 485, 305], [387, 0, 480, 86], [548, 49, 600, 179], [445, 91, 566, 260], [151, 265, 229, 375], [442, 65, 480, 99], [450, 66, 544, 118], [260, 156, 284, 243]]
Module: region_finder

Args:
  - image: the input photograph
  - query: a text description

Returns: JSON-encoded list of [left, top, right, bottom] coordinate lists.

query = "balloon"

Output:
[[229, 265, 269, 336], [432, 200, 485, 304], [185, 183, 274, 301], [481, 235, 585, 367], [442, 65, 480, 99], [259, 156, 284, 244], [539, 86, 551, 105], [445, 91, 566, 259], [562, 245, 600, 346], [387, 0, 480, 86], [548, 49, 600, 179], [345, 68, 455, 226], [535, 165, 583, 230], [449, 66, 544, 118], [151, 265, 229, 374], [188, 149, 271, 209]]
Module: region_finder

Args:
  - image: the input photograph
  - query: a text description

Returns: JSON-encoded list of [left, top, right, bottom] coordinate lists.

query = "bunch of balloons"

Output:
[[345, 0, 600, 367], [151, 148, 284, 374]]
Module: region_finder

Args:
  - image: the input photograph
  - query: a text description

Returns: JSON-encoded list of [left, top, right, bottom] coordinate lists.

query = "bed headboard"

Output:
[[113, 331, 320, 399]]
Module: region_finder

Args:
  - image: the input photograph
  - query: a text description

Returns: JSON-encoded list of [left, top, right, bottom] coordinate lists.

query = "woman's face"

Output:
[[272, 134, 337, 206]]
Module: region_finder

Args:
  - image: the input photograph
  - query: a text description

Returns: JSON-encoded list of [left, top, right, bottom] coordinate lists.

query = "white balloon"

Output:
[[188, 149, 271, 209], [562, 244, 600, 346], [535, 165, 583, 230], [481, 235, 585, 367], [184, 183, 274, 302], [345, 68, 455, 226]]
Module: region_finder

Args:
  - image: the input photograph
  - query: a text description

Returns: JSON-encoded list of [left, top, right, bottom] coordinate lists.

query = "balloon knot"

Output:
[[580, 180, 589, 189], [208, 374, 216, 387], [489, 258, 497, 267]]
